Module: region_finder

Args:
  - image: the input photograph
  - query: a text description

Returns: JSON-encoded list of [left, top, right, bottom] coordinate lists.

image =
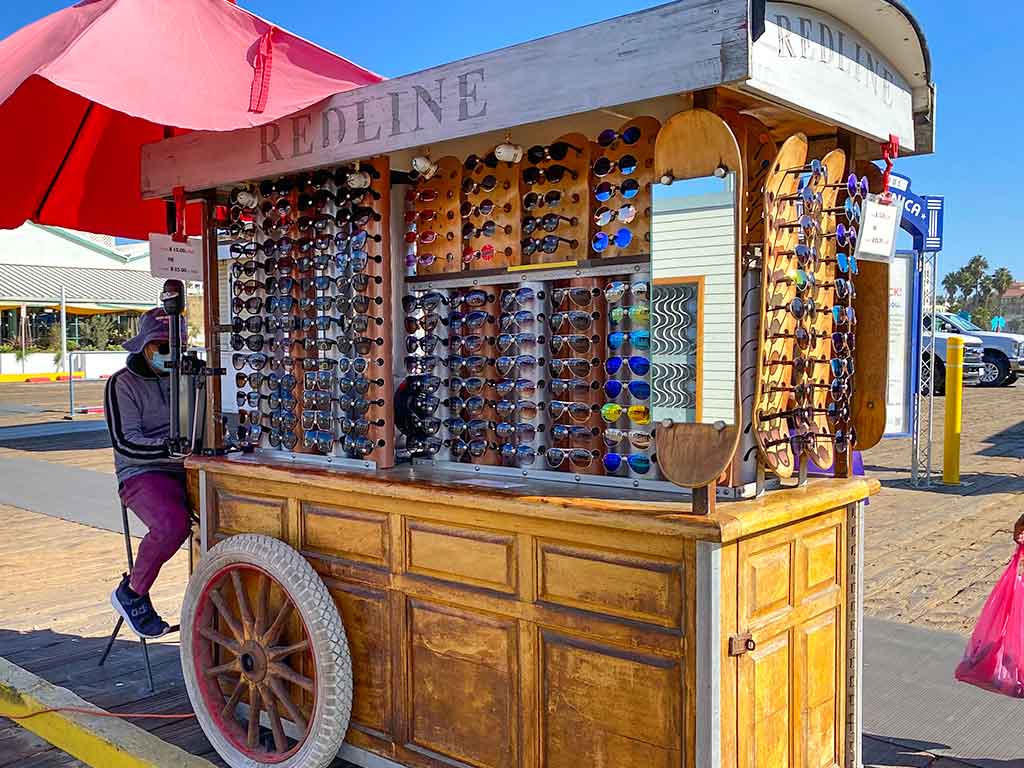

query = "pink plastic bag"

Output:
[[955, 545, 1024, 697]]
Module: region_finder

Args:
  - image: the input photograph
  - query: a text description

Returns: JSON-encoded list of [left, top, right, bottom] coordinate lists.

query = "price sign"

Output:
[[149, 233, 203, 280], [855, 193, 900, 263]]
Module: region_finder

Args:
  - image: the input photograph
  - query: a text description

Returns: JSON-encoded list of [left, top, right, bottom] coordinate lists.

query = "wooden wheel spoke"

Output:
[[267, 639, 308, 661], [262, 684, 289, 753], [254, 574, 270, 638], [267, 676, 308, 733], [199, 625, 241, 655], [203, 658, 241, 679], [247, 683, 262, 749], [221, 682, 245, 720], [262, 599, 292, 646], [231, 571, 255, 637], [208, 589, 244, 644], [269, 662, 314, 692]]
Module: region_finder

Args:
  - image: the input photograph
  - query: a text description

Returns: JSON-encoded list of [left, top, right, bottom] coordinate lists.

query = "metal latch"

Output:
[[729, 632, 756, 656]]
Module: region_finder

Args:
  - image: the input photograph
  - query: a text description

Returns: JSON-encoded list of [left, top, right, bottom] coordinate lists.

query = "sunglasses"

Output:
[[522, 235, 578, 257], [491, 378, 536, 398], [548, 424, 596, 442], [522, 213, 577, 236], [268, 429, 299, 451], [447, 355, 489, 376], [767, 296, 818, 321], [446, 395, 487, 418], [549, 377, 595, 399], [406, 312, 441, 334], [523, 190, 563, 211], [494, 399, 539, 421], [594, 205, 638, 227], [551, 287, 598, 308], [445, 418, 491, 438], [343, 435, 382, 458], [461, 175, 499, 195], [526, 141, 582, 164], [591, 228, 633, 253], [594, 178, 640, 202], [522, 165, 577, 186], [301, 410, 335, 431], [592, 154, 638, 178], [602, 453, 652, 474], [605, 355, 650, 377], [608, 330, 650, 351], [602, 428, 654, 451], [500, 287, 538, 311], [406, 334, 442, 355], [549, 311, 597, 332], [597, 126, 641, 148], [450, 310, 493, 332], [499, 310, 537, 331], [603, 379, 651, 401], [406, 374, 443, 395], [548, 357, 598, 378], [497, 443, 537, 466], [447, 376, 487, 396], [550, 334, 597, 355], [544, 447, 598, 469], [494, 422, 538, 443], [548, 401, 596, 423], [460, 199, 511, 218], [495, 354, 539, 377], [600, 403, 651, 424], [603, 281, 650, 305], [449, 437, 490, 459], [495, 332, 537, 354]]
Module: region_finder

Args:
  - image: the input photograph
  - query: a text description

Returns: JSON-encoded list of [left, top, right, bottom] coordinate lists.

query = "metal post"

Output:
[[61, 288, 73, 420], [19, 303, 26, 373], [943, 337, 963, 485]]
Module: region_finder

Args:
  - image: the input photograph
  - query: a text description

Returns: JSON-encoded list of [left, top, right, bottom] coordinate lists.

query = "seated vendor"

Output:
[[104, 307, 190, 638]]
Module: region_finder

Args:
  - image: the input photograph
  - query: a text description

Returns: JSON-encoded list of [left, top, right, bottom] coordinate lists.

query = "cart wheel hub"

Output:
[[238, 644, 268, 682]]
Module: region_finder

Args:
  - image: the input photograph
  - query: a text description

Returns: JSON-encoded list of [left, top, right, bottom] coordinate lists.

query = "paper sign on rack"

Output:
[[854, 194, 900, 264], [149, 233, 203, 280]]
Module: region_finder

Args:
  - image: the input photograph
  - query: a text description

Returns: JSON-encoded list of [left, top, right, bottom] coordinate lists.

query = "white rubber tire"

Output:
[[180, 534, 352, 768]]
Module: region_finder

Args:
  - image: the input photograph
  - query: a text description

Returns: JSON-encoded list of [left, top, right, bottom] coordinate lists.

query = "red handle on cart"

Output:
[[172, 185, 187, 243], [880, 134, 899, 201]]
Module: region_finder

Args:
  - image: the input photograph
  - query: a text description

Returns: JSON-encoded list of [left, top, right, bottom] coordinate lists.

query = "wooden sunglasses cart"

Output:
[[140, 2, 934, 767]]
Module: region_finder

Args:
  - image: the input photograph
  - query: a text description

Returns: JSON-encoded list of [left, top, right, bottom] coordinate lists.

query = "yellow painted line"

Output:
[[0, 372, 85, 383], [0, 655, 214, 768], [507, 259, 578, 272]]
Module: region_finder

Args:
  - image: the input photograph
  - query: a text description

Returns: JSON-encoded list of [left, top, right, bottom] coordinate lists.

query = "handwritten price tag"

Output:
[[854, 193, 899, 264]]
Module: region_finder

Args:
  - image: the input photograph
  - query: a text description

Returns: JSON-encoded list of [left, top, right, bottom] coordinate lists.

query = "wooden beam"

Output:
[[141, 0, 749, 197]]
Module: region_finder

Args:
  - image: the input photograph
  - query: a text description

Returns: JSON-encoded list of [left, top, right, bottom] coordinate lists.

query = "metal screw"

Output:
[[661, 418, 675, 429]]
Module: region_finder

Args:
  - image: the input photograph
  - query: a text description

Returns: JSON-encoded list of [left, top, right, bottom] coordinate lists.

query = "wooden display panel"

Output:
[[723, 113, 775, 251], [803, 149, 848, 471], [752, 133, 809, 479], [521, 132, 590, 266], [413, 156, 462, 275], [852, 161, 888, 451], [652, 108, 742, 490], [589, 116, 660, 261], [462, 154, 520, 270], [363, 156, 396, 468]]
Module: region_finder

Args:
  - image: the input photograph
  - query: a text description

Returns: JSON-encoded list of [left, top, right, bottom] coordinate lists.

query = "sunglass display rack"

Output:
[[752, 133, 864, 478], [225, 158, 395, 468]]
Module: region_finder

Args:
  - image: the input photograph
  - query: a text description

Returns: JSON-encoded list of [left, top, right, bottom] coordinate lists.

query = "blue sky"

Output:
[[1, 0, 1017, 280]]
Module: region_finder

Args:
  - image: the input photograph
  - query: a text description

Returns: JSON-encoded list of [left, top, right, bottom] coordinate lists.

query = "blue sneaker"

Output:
[[111, 573, 169, 639]]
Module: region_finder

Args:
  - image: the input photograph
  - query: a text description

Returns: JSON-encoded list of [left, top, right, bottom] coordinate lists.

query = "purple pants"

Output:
[[119, 471, 191, 595]]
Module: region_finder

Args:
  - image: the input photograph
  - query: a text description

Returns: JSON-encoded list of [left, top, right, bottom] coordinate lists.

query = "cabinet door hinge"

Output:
[[729, 632, 756, 656]]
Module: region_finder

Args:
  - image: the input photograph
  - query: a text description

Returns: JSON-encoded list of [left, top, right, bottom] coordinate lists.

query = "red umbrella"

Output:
[[0, 0, 382, 239]]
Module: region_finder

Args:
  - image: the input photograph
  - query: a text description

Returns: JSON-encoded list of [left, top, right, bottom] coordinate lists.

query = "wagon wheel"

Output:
[[181, 534, 352, 768]]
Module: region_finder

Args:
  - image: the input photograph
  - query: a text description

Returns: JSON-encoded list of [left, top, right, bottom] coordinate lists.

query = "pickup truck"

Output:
[[920, 322, 984, 396], [931, 312, 1024, 387]]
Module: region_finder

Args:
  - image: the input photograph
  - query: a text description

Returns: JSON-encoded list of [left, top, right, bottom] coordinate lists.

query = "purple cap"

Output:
[[123, 308, 185, 353]]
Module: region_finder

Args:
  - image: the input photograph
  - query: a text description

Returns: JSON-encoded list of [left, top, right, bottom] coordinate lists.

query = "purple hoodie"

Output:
[[104, 353, 184, 484]]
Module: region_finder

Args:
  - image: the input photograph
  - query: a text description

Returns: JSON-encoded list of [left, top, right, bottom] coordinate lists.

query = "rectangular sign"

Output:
[[745, 2, 916, 151], [885, 253, 913, 435], [855, 194, 900, 263], [141, 0, 748, 197], [149, 233, 203, 280]]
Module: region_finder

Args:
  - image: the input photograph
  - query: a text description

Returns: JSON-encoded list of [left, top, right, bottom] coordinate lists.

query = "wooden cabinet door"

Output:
[[735, 512, 846, 768]]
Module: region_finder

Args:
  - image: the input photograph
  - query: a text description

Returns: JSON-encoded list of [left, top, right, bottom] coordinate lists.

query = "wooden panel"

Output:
[[738, 630, 791, 768], [212, 485, 283, 538], [521, 132, 590, 265], [852, 259, 889, 451], [796, 526, 840, 603], [742, 542, 792, 627], [328, 581, 394, 739], [796, 609, 841, 768], [464, 153, 520, 270], [537, 542, 682, 628], [541, 631, 681, 768], [302, 502, 389, 567], [142, 1, 749, 196], [405, 520, 517, 594], [407, 599, 518, 767], [414, 155, 463, 274]]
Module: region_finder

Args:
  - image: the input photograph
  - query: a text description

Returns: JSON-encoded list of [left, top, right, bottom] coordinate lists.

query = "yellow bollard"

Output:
[[943, 336, 964, 484]]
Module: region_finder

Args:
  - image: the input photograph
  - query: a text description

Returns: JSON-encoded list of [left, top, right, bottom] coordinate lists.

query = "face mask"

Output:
[[149, 351, 173, 374]]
